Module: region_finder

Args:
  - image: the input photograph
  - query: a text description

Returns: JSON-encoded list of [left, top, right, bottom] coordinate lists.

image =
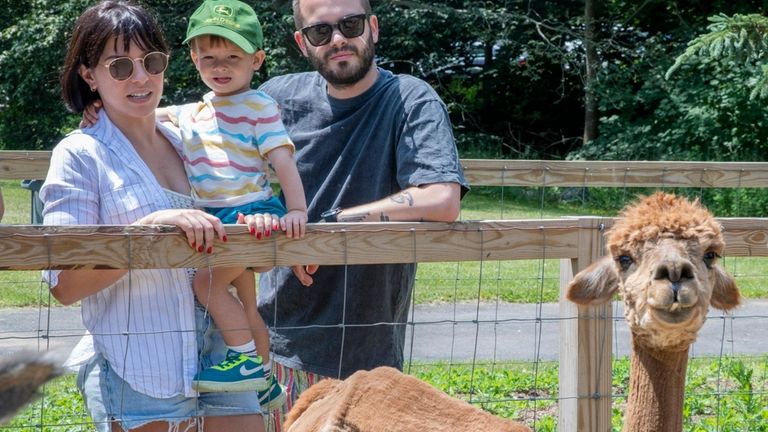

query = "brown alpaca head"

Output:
[[567, 192, 741, 352]]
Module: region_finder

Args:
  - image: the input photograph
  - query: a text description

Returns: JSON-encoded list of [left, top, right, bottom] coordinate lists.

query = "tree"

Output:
[[667, 13, 768, 99], [583, 0, 598, 143], [571, 0, 768, 162], [0, 0, 90, 150]]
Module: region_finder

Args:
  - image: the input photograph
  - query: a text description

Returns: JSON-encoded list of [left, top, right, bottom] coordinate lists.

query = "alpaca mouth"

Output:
[[651, 304, 694, 324]]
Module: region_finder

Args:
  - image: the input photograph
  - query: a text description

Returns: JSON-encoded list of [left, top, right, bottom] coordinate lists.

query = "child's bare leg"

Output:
[[192, 267, 270, 393], [232, 270, 270, 364], [193, 266, 251, 347], [233, 270, 287, 409]]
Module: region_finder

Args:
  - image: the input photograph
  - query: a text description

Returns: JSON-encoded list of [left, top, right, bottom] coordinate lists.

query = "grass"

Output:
[[4, 374, 95, 432], [1, 179, 34, 225], [8, 356, 766, 431]]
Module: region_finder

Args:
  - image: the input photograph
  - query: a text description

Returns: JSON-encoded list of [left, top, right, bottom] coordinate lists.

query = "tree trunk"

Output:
[[583, 0, 599, 144]]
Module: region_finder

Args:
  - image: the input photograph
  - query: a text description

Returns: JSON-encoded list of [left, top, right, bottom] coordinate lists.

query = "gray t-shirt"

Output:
[[258, 68, 468, 378]]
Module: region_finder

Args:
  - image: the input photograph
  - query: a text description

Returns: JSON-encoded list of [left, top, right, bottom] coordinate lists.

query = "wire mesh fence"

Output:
[[1, 157, 767, 431]]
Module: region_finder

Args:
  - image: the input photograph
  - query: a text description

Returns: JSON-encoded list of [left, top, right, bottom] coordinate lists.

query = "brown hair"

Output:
[[292, 0, 372, 29], [188, 34, 237, 51], [60, 0, 169, 113]]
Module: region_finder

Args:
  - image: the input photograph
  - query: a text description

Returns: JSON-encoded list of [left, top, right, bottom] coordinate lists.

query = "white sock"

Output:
[[263, 361, 271, 378], [229, 341, 258, 359]]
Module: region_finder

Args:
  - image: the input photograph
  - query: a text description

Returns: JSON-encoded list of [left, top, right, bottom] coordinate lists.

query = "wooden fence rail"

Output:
[[0, 218, 765, 270], [2, 150, 767, 431]]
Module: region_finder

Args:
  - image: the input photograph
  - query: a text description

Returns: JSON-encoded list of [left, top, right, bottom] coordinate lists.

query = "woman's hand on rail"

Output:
[[135, 209, 226, 254]]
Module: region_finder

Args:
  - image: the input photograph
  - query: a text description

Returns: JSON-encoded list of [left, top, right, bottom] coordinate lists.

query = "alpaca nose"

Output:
[[654, 259, 694, 284]]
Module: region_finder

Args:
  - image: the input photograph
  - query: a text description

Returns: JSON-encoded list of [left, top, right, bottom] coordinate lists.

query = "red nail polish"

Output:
[[266, 230, 271, 237], [250, 227, 255, 235], [198, 245, 204, 253], [256, 232, 262, 240], [207, 246, 212, 254], [222, 235, 228, 242]]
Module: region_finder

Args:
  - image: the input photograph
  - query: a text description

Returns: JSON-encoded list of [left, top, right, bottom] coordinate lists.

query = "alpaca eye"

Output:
[[703, 251, 720, 268], [616, 255, 633, 271]]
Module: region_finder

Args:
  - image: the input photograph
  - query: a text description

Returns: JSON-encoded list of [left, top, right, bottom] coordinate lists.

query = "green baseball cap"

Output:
[[184, 0, 264, 54]]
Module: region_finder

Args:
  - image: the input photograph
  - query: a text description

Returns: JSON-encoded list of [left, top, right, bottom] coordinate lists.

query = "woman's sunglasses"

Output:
[[102, 51, 169, 81], [300, 14, 368, 47]]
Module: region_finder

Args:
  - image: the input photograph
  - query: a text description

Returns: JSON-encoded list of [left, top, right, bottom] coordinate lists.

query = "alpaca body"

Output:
[[284, 366, 531, 432]]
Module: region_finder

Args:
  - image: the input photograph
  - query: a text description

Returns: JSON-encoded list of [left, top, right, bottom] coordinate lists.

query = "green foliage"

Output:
[[5, 1, 768, 167], [0, 0, 89, 150], [0, 0, 590, 158], [574, 34, 768, 162], [681, 358, 768, 431], [412, 361, 559, 430], [667, 13, 768, 99], [5, 373, 94, 431], [571, 3, 768, 168]]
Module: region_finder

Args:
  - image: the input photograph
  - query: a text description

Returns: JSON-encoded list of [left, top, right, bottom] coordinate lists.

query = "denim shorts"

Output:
[[205, 196, 287, 224], [77, 305, 262, 431]]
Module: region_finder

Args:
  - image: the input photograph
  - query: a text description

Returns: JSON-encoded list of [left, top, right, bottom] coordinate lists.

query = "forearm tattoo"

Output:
[[340, 192, 415, 222], [390, 191, 414, 207], [338, 211, 369, 222]]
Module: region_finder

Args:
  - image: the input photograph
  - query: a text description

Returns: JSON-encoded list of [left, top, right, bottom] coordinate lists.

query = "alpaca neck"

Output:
[[624, 335, 689, 432]]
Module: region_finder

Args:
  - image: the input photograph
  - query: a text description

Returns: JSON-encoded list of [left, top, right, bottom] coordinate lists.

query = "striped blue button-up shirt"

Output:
[[41, 113, 198, 398]]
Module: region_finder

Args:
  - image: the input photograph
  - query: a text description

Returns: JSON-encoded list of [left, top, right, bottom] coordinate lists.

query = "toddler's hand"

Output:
[[237, 212, 280, 240], [281, 209, 307, 239], [79, 100, 102, 128]]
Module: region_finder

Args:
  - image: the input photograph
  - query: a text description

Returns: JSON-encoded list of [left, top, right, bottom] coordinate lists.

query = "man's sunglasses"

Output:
[[102, 51, 169, 81], [300, 14, 368, 47]]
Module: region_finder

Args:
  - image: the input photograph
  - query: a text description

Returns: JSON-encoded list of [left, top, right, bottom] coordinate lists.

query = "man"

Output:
[[257, 0, 469, 425]]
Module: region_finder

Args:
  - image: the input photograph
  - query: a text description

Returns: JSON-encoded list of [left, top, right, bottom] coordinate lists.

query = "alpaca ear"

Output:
[[709, 264, 741, 311], [566, 256, 620, 305]]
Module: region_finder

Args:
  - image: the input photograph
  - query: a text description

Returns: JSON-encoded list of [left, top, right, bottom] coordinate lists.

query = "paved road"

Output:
[[2, 301, 767, 361], [404, 300, 768, 361]]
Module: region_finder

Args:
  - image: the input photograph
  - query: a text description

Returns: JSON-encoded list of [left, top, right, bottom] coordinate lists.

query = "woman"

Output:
[[41, 1, 265, 431]]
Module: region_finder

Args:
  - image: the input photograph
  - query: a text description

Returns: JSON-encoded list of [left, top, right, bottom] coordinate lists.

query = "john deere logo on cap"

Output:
[[213, 5, 233, 16]]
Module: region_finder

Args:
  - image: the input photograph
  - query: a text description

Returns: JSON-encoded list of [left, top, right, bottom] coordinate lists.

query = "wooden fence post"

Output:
[[559, 217, 613, 432]]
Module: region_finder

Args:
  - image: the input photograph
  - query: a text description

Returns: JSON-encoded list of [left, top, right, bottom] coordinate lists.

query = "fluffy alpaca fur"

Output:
[[0, 351, 66, 425], [284, 366, 531, 432], [567, 192, 741, 431]]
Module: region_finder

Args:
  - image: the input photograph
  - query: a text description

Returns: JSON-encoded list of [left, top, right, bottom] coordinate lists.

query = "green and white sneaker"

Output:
[[193, 350, 269, 393], [258, 374, 287, 411]]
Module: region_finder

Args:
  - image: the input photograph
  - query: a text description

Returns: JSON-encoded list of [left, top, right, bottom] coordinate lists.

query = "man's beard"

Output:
[[308, 34, 375, 88]]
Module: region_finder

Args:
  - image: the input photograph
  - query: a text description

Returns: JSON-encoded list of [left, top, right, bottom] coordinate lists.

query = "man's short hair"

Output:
[[292, 0, 372, 29]]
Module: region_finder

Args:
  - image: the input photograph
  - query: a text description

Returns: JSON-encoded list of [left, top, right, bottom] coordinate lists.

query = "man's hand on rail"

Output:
[[292, 265, 318, 287]]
